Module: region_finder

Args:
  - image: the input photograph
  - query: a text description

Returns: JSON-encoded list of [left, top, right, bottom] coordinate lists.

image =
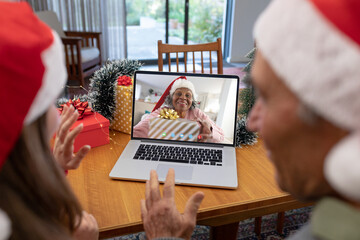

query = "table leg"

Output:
[[209, 222, 239, 240], [254, 216, 262, 236], [276, 212, 285, 235]]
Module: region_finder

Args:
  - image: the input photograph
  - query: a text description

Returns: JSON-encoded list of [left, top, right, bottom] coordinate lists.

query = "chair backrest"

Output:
[[35, 11, 66, 38], [157, 38, 223, 74]]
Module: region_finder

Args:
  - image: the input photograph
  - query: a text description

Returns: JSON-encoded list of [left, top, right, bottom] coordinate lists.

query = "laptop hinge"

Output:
[[140, 139, 224, 148]]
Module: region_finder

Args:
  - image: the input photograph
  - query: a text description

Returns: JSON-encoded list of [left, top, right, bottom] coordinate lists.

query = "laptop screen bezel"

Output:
[[131, 70, 240, 147]]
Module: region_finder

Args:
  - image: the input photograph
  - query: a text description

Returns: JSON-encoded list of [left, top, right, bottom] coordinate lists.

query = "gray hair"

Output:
[[297, 103, 319, 126], [164, 93, 197, 110]]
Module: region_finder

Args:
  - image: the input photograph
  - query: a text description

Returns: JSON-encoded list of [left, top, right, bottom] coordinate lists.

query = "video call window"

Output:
[[132, 73, 239, 145]]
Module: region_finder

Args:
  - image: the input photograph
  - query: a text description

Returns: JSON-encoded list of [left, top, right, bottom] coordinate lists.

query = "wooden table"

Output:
[[67, 131, 312, 239]]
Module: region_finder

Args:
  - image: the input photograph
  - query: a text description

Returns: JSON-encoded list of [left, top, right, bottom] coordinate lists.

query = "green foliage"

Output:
[[169, 1, 185, 23], [235, 48, 257, 146], [125, 0, 224, 43], [188, 0, 224, 43], [245, 48, 256, 59], [238, 48, 256, 117], [169, 28, 184, 39], [126, 0, 164, 26], [235, 117, 257, 147], [88, 59, 142, 121], [238, 88, 256, 117]]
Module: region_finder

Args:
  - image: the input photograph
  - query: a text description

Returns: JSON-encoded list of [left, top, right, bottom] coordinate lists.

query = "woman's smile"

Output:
[[176, 99, 188, 107]]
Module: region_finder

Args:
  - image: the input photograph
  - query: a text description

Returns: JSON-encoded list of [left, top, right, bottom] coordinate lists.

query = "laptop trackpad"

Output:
[[156, 164, 193, 181]]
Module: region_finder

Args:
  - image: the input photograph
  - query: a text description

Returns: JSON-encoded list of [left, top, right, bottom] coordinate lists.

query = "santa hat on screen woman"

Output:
[[152, 76, 197, 112], [254, 0, 360, 201], [0, 2, 67, 171]]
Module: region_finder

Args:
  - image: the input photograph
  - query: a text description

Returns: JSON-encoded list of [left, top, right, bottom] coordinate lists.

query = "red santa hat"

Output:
[[254, 0, 360, 201], [0, 2, 67, 170], [152, 76, 197, 112]]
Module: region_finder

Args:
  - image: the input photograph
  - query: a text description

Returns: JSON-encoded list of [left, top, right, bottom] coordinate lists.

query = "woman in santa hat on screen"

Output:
[[0, 2, 97, 240], [133, 76, 225, 143]]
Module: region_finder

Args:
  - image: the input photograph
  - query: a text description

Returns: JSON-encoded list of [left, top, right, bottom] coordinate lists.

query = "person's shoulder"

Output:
[[150, 108, 164, 116], [286, 223, 314, 240], [191, 108, 206, 117], [191, 107, 201, 113]]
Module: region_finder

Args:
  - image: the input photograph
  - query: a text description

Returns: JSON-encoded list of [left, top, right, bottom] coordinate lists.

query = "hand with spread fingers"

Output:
[[140, 169, 205, 240], [53, 105, 91, 171], [73, 211, 99, 240]]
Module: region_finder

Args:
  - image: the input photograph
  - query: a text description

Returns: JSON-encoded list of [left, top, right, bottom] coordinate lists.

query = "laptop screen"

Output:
[[131, 71, 240, 146]]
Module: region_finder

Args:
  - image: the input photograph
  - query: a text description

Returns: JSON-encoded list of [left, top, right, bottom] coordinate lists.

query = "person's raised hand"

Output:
[[53, 105, 91, 171], [140, 169, 204, 240], [73, 211, 99, 240]]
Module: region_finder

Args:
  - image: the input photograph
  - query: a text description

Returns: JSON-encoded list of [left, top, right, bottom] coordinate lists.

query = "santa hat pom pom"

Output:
[[324, 133, 360, 201]]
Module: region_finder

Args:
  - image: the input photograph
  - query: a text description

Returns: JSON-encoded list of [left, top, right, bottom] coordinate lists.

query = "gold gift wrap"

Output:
[[111, 85, 132, 134], [149, 118, 200, 141], [159, 108, 179, 120]]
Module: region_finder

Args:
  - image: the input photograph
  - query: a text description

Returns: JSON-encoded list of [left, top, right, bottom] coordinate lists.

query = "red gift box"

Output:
[[69, 112, 110, 152]]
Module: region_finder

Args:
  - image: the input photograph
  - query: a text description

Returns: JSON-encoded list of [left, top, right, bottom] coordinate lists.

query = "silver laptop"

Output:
[[109, 70, 239, 189]]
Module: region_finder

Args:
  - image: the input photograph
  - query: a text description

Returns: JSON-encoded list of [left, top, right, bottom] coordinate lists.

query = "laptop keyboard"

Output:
[[133, 144, 223, 166]]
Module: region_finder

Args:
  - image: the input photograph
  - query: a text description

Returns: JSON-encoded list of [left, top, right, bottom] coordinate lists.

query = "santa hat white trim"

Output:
[[24, 30, 67, 124], [0, 209, 11, 240], [169, 79, 197, 100], [254, 0, 360, 131]]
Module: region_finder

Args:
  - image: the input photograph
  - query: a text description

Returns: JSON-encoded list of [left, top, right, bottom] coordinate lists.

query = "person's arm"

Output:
[[53, 105, 91, 171], [140, 169, 204, 240], [73, 211, 99, 240], [133, 109, 161, 138], [194, 109, 224, 143]]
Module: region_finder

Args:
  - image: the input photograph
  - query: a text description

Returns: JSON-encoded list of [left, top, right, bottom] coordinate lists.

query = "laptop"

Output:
[[109, 70, 239, 189]]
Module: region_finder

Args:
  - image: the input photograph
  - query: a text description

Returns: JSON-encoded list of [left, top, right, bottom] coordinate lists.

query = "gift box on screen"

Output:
[[149, 118, 200, 141], [70, 112, 110, 152], [111, 75, 133, 134]]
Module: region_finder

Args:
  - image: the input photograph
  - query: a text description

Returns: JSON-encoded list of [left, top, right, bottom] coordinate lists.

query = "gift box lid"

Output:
[[149, 117, 198, 127], [57, 108, 110, 132], [71, 113, 110, 132], [149, 117, 200, 141]]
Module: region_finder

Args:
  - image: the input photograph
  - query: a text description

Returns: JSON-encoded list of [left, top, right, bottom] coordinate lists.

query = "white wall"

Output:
[[228, 0, 270, 62], [216, 80, 237, 139]]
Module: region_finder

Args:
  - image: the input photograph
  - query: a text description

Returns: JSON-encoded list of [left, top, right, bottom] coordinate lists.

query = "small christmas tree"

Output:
[[88, 59, 142, 121], [235, 48, 257, 147], [238, 48, 256, 116]]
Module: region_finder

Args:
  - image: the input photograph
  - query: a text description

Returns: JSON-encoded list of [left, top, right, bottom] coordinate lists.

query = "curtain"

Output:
[[25, 0, 127, 61]]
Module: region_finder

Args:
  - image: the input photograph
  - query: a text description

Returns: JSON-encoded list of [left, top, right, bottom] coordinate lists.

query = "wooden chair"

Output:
[[157, 38, 223, 74], [35, 11, 102, 86]]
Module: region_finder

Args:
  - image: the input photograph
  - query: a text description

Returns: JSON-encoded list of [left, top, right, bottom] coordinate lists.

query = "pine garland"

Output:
[[243, 48, 256, 72], [238, 47, 256, 117], [235, 117, 257, 147], [88, 59, 142, 122], [235, 48, 257, 147], [238, 87, 256, 117]]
